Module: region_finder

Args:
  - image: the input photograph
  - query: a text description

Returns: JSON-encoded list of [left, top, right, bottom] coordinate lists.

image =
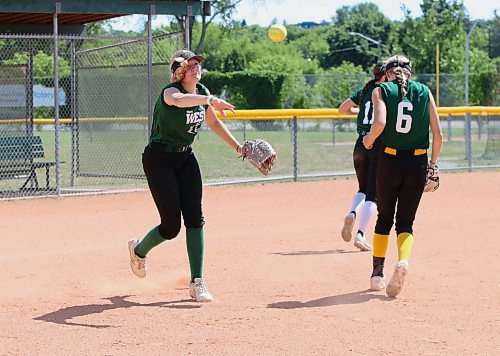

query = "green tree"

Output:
[[313, 62, 366, 108], [170, 0, 266, 53], [3, 51, 70, 79], [323, 3, 395, 70], [399, 0, 467, 74]]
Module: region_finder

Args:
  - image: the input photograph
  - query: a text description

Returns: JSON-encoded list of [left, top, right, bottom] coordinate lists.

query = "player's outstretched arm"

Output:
[[428, 90, 443, 165], [205, 100, 241, 154], [338, 98, 359, 115]]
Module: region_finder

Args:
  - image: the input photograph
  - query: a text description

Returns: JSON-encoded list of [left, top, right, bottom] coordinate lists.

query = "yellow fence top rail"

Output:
[[1, 106, 499, 124]]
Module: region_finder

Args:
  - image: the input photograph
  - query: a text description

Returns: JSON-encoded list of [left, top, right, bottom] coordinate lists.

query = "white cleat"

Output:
[[354, 233, 372, 251], [370, 276, 386, 291], [128, 239, 147, 278], [386, 260, 409, 297], [341, 212, 355, 242], [189, 278, 213, 302]]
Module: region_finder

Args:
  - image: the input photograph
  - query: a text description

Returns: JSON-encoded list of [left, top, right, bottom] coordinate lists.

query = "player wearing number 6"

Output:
[[338, 61, 386, 251], [362, 54, 443, 297], [127, 50, 242, 302]]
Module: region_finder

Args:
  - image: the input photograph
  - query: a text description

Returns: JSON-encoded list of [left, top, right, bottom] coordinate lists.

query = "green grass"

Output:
[[1, 122, 498, 194]]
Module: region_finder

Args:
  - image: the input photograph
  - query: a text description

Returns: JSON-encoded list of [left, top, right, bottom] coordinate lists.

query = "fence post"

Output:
[[27, 39, 34, 137], [70, 40, 78, 187], [53, 2, 61, 195], [332, 119, 336, 146], [477, 115, 482, 140], [447, 114, 452, 142], [147, 5, 155, 139], [292, 116, 298, 182], [465, 114, 472, 171]]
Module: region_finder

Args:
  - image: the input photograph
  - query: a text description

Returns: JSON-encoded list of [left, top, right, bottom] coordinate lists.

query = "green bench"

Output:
[[0, 135, 57, 191]]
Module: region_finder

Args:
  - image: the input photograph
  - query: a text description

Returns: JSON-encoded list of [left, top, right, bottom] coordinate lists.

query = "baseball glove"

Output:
[[423, 162, 439, 193], [241, 139, 277, 176]]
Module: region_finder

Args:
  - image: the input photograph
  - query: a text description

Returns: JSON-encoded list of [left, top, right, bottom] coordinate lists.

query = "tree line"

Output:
[[0, 0, 497, 113]]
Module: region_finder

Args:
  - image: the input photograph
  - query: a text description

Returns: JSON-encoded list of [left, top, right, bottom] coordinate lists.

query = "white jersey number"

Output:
[[362, 101, 374, 125], [396, 102, 413, 133], [187, 122, 203, 135]]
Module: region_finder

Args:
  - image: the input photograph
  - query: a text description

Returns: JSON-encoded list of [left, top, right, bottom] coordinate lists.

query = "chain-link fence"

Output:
[[0, 32, 181, 198], [0, 33, 498, 199]]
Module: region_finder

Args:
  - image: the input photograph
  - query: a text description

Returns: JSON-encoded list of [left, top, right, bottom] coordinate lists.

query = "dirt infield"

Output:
[[1, 171, 499, 355]]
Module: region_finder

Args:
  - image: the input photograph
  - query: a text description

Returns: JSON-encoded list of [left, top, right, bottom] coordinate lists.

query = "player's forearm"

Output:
[[167, 93, 210, 108], [364, 120, 385, 147], [369, 120, 385, 140], [430, 131, 443, 164], [338, 99, 358, 115]]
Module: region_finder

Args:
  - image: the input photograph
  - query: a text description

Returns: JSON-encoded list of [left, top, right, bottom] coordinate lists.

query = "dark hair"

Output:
[[358, 61, 386, 106]]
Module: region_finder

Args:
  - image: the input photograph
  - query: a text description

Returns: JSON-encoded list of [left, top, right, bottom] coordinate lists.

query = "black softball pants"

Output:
[[142, 146, 204, 240], [353, 135, 382, 202], [374, 149, 427, 236]]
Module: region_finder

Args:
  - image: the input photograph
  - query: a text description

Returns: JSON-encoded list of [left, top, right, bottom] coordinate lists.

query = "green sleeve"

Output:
[[349, 88, 362, 105]]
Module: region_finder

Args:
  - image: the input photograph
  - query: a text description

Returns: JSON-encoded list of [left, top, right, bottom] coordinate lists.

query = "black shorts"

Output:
[[352, 135, 382, 202]]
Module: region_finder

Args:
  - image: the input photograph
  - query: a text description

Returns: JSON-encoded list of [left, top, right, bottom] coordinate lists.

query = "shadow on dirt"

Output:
[[34, 295, 200, 328], [270, 249, 364, 256], [267, 290, 389, 309]]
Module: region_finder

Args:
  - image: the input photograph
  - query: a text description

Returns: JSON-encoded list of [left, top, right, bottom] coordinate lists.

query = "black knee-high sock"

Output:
[[372, 256, 385, 277]]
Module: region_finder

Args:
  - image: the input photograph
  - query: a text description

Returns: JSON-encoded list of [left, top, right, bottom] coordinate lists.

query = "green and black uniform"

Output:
[[375, 79, 430, 235], [349, 84, 383, 202], [140, 82, 210, 282]]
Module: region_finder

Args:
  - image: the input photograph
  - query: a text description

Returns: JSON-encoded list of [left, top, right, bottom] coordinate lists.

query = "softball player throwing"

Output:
[[363, 54, 443, 297], [128, 50, 243, 302], [338, 61, 386, 251]]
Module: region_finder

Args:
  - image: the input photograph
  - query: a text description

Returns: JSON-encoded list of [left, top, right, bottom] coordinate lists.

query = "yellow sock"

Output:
[[373, 233, 389, 258], [397, 232, 414, 261]]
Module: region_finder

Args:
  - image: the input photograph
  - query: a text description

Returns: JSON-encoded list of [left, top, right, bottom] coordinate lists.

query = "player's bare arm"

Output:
[[338, 98, 359, 115], [363, 87, 386, 149], [428, 90, 443, 166], [205, 103, 242, 154], [163, 88, 235, 117]]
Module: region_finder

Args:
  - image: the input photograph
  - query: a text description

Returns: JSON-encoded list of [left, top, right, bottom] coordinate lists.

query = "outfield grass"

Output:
[[1, 119, 498, 194]]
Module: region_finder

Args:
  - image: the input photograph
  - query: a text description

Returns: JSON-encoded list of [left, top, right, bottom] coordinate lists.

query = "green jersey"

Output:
[[379, 79, 430, 150], [149, 82, 210, 147], [350, 82, 379, 135]]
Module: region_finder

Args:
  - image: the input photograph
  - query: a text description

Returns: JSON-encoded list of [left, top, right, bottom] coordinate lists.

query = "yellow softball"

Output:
[[268, 24, 287, 43]]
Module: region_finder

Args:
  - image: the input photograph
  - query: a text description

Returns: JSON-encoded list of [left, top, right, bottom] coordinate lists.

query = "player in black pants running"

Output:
[[128, 50, 244, 302], [339, 61, 386, 251], [363, 54, 443, 297]]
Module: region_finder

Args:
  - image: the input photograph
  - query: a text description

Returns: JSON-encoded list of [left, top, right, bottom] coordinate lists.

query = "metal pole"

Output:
[[332, 119, 336, 146], [53, 3, 61, 194], [465, 21, 478, 172], [436, 42, 440, 107], [147, 5, 155, 139], [185, 6, 192, 49], [447, 114, 452, 142], [27, 39, 34, 137], [349, 32, 381, 61], [292, 117, 298, 182], [70, 40, 77, 187]]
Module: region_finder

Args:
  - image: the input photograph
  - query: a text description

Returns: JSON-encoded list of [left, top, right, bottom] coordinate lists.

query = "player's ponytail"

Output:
[[385, 55, 412, 98], [358, 61, 386, 105], [393, 67, 408, 98]]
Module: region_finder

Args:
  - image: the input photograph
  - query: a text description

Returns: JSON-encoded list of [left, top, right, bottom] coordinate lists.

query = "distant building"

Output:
[[296, 21, 330, 29]]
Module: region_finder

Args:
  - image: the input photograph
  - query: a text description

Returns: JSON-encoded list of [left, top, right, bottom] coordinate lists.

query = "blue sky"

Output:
[[110, 0, 498, 31], [232, 0, 498, 26]]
